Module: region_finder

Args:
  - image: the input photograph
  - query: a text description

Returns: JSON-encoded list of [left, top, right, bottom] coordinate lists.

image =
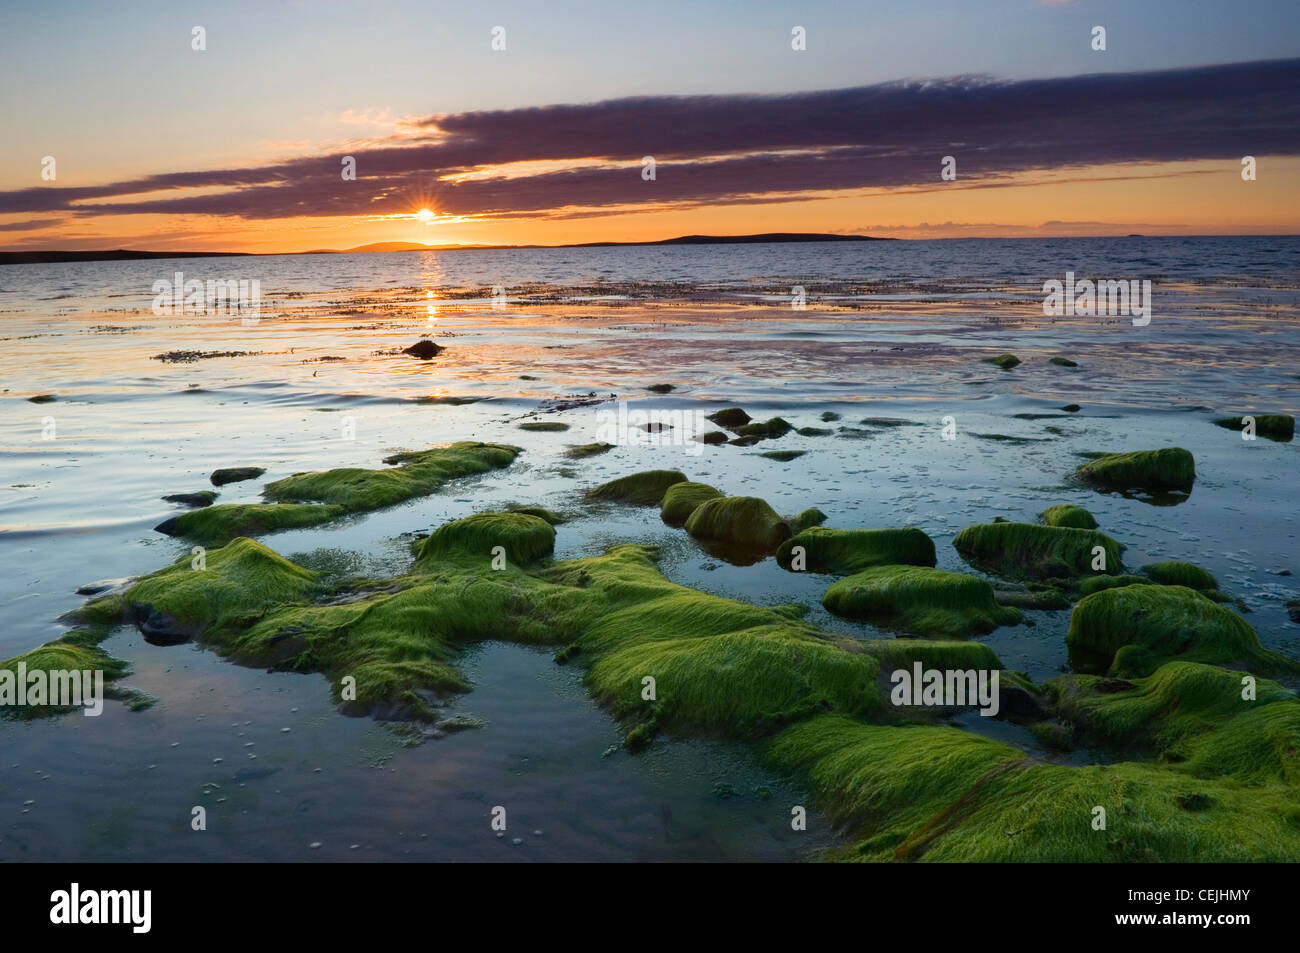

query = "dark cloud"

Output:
[[2, 58, 1296, 223]]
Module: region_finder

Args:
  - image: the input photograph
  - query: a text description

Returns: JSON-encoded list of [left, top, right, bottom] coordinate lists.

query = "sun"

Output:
[[415, 208, 436, 224]]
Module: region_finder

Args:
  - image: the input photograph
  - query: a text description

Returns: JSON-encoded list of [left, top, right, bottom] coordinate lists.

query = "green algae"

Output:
[[706, 408, 752, 428], [994, 588, 1071, 610], [155, 502, 346, 546], [517, 421, 570, 432], [264, 441, 520, 510], [1066, 584, 1299, 678], [659, 481, 724, 527], [776, 526, 937, 574], [984, 354, 1020, 369], [953, 521, 1124, 581], [585, 469, 687, 505], [563, 442, 614, 459], [504, 504, 567, 525], [1039, 504, 1098, 530], [1076, 447, 1195, 493], [822, 565, 1021, 637], [416, 512, 556, 566], [684, 496, 792, 550], [1, 640, 131, 719], [1142, 561, 1218, 591], [736, 417, 794, 439], [1078, 574, 1149, 596], [1213, 413, 1295, 441]]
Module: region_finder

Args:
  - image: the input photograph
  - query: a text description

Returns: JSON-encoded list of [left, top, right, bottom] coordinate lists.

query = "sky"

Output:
[[1, 0, 1298, 252]]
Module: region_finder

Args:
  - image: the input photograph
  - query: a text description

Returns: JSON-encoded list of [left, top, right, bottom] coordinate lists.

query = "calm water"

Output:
[[1, 237, 1298, 861]]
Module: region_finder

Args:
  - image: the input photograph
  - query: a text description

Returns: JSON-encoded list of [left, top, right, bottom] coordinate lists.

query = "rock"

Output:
[[953, 522, 1124, 581], [1049, 357, 1078, 367], [984, 354, 1021, 369], [585, 470, 687, 506], [1075, 447, 1195, 493], [684, 496, 792, 550], [736, 417, 794, 439], [163, 490, 218, 508], [517, 421, 569, 432], [695, 431, 728, 445], [210, 466, 266, 487], [776, 527, 937, 574], [660, 482, 724, 527], [822, 565, 1022, 638], [563, 442, 615, 458], [760, 450, 805, 462], [706, 408, 751, 428], [1213, 414, 1294, 442], [403, 340, 444, 359], [646, 383, 675, 393], [1039, 504, 1098, 529]]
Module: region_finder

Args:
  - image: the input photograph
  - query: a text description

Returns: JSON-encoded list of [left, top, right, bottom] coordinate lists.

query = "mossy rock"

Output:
[[706, 408, 751, 428], [660, 482, 724, 527], [994, 588, 1071, 610], [1039, 504, 1097, 530], [504, 504, 567, 525], [1049, 357, 1078, 367], [695, 431, 729, 445], [953, 522, 1123, 581], [776, 526, 937, 574], [564, 442, 614, 459], [822, 565, 1022, 638], [1142, 561, 1217, 591], [210, 466, 265, 487], [984, 354, 1020, 369], [1078, 574, 1148, 596], [797, 427, 833, 437], [155, 502, 346, 546], [1213, 414, 1294, 441], [416, 512, 556, 566], [1, 641, 131, 719], [1065, 584, 1299, 677], [1075, 447, 1195, 493], [684, 496, 792, 550], [585, 469, 687, 506], [265, 441, 520, 510], [163, 490, 217, 508], [122, 537, 322, 644], [517, 421, 570, 432], [858, 638, 1004, 676], [736, 417, 794, 439], [760, 449, 805, 462]]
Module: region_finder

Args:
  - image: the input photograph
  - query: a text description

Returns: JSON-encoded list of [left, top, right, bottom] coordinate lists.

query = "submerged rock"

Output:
[[706, 407, 751, 428], [953, 522, 1124, 581], [517, 421, 570, 432], [505, 504, 567, 525], [1049, 357, 1078, 367], [402, 340, 444, 359], [1066, 584, 1298, 677], [822, 565, 1022, 637], [736, 417, 794, 439], [417, 512, 556, 566], [585, 469, 687, 506], [163, 490, 217, 508], [155, 503, 345, 545], [660, 482, 724, 527], [1214, 413, 1295, 441], [210, 466, 265, 487], [1076, 447, 1195, 493], [776, 527, 937, 574], [684, 496, 793, 550], [695, 430, 728, 445], [983, 354, 1021, 369], [1039, 503, 1097, 529], [564, 442, 614, 458], [1141, 561, 1218, 592], [760, 449, 805, 462]]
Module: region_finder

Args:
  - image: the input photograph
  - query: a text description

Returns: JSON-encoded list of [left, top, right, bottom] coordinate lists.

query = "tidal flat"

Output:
[[1, 238, 1298, 861]]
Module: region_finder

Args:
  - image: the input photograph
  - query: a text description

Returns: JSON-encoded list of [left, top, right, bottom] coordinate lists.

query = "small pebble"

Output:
[[212, 758, 223, 764], [309, 842, 322, 849], [512, 837, 523, 846]]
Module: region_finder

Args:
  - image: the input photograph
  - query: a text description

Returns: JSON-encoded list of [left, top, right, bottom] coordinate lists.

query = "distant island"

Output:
[[0, 232, 893, 266]]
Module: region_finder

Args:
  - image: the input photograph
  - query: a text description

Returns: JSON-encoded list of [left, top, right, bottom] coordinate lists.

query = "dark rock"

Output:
[[163, 490, 217, 508], [210, 466, 265, 487], [403, 340, 445, 359]]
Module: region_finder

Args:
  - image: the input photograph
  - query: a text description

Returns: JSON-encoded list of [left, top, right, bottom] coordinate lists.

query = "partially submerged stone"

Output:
[[706, 408, 751, 428], [776, 527, 937, 574], [505, 504, 567, 525], [0, 640, 130, 719], [210, 466, 265, 487], [984, 354, 1020, 369], [760, 449, 805, 462], [585, 469, 687, 506], [265, 441, 519, 511], [1065, 584, 1298, 677], [822, 565, 1021, 638], [1049, 357, 1078, 367], [953, 522, 1123, 581], [1039, 504, 1097, 530], [564, 442, 614, 458], [1213, 414, 1294, 441], [155, 502, 346, 546], [163, 490, 217, 508], [1076, 447, 1195, 493], [660, 482, 724, 527], [736, 417, 794, 439], [1142, 561, 1217, 591], [695, 431, 728, 445], [517, 421, 570, 432], [684, 496, 793, 550], [416, 512, 556, 566], [403, 339, 444, 359]]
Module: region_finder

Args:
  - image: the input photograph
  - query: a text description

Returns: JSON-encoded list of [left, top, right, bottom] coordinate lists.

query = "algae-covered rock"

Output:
[[1039, 504, 1097, 530], [760, 449, 805, 462], [736, 417, 794, 439], [953, 522, 1123, 581], [984, 354, 1020, 369], [265, 441, 519, 510], [0, 640, 130, 719], [585, 469, 687, 505], [695, 431, 729, 445], [1078, 574, 1148, 596], [564, 442, 614, 459], [123, 537, 322, 644], [416, 512, 555, 566], [1065, 584, 1298, 677], [822, 565, 1021, 637], [706, 408, 751, 428], [163, 490, 217, 508], [504, 504, 567, 525], [776, 526, 937, 574], [684, 496, 792, 550], [1214, 414, 1294, 441], [994, 588, 1071, 610], [1076, 447, 1195, 493], [155, 502, 346, 546], [517, 421, 570, 432], [797, 427, 833, 437], [791, 508, 829, 533], [1142, 561, 1217, 591], [210, 466, 265, 487], [1049, 357, 1078, 368], [659, 482, 724, 527]]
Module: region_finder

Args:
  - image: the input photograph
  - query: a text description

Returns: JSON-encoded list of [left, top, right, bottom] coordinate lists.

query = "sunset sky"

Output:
[[1, 0, 1298, 252]]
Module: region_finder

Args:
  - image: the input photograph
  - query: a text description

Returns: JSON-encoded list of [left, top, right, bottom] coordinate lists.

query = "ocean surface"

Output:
[[1, 236, 1297, 861]]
